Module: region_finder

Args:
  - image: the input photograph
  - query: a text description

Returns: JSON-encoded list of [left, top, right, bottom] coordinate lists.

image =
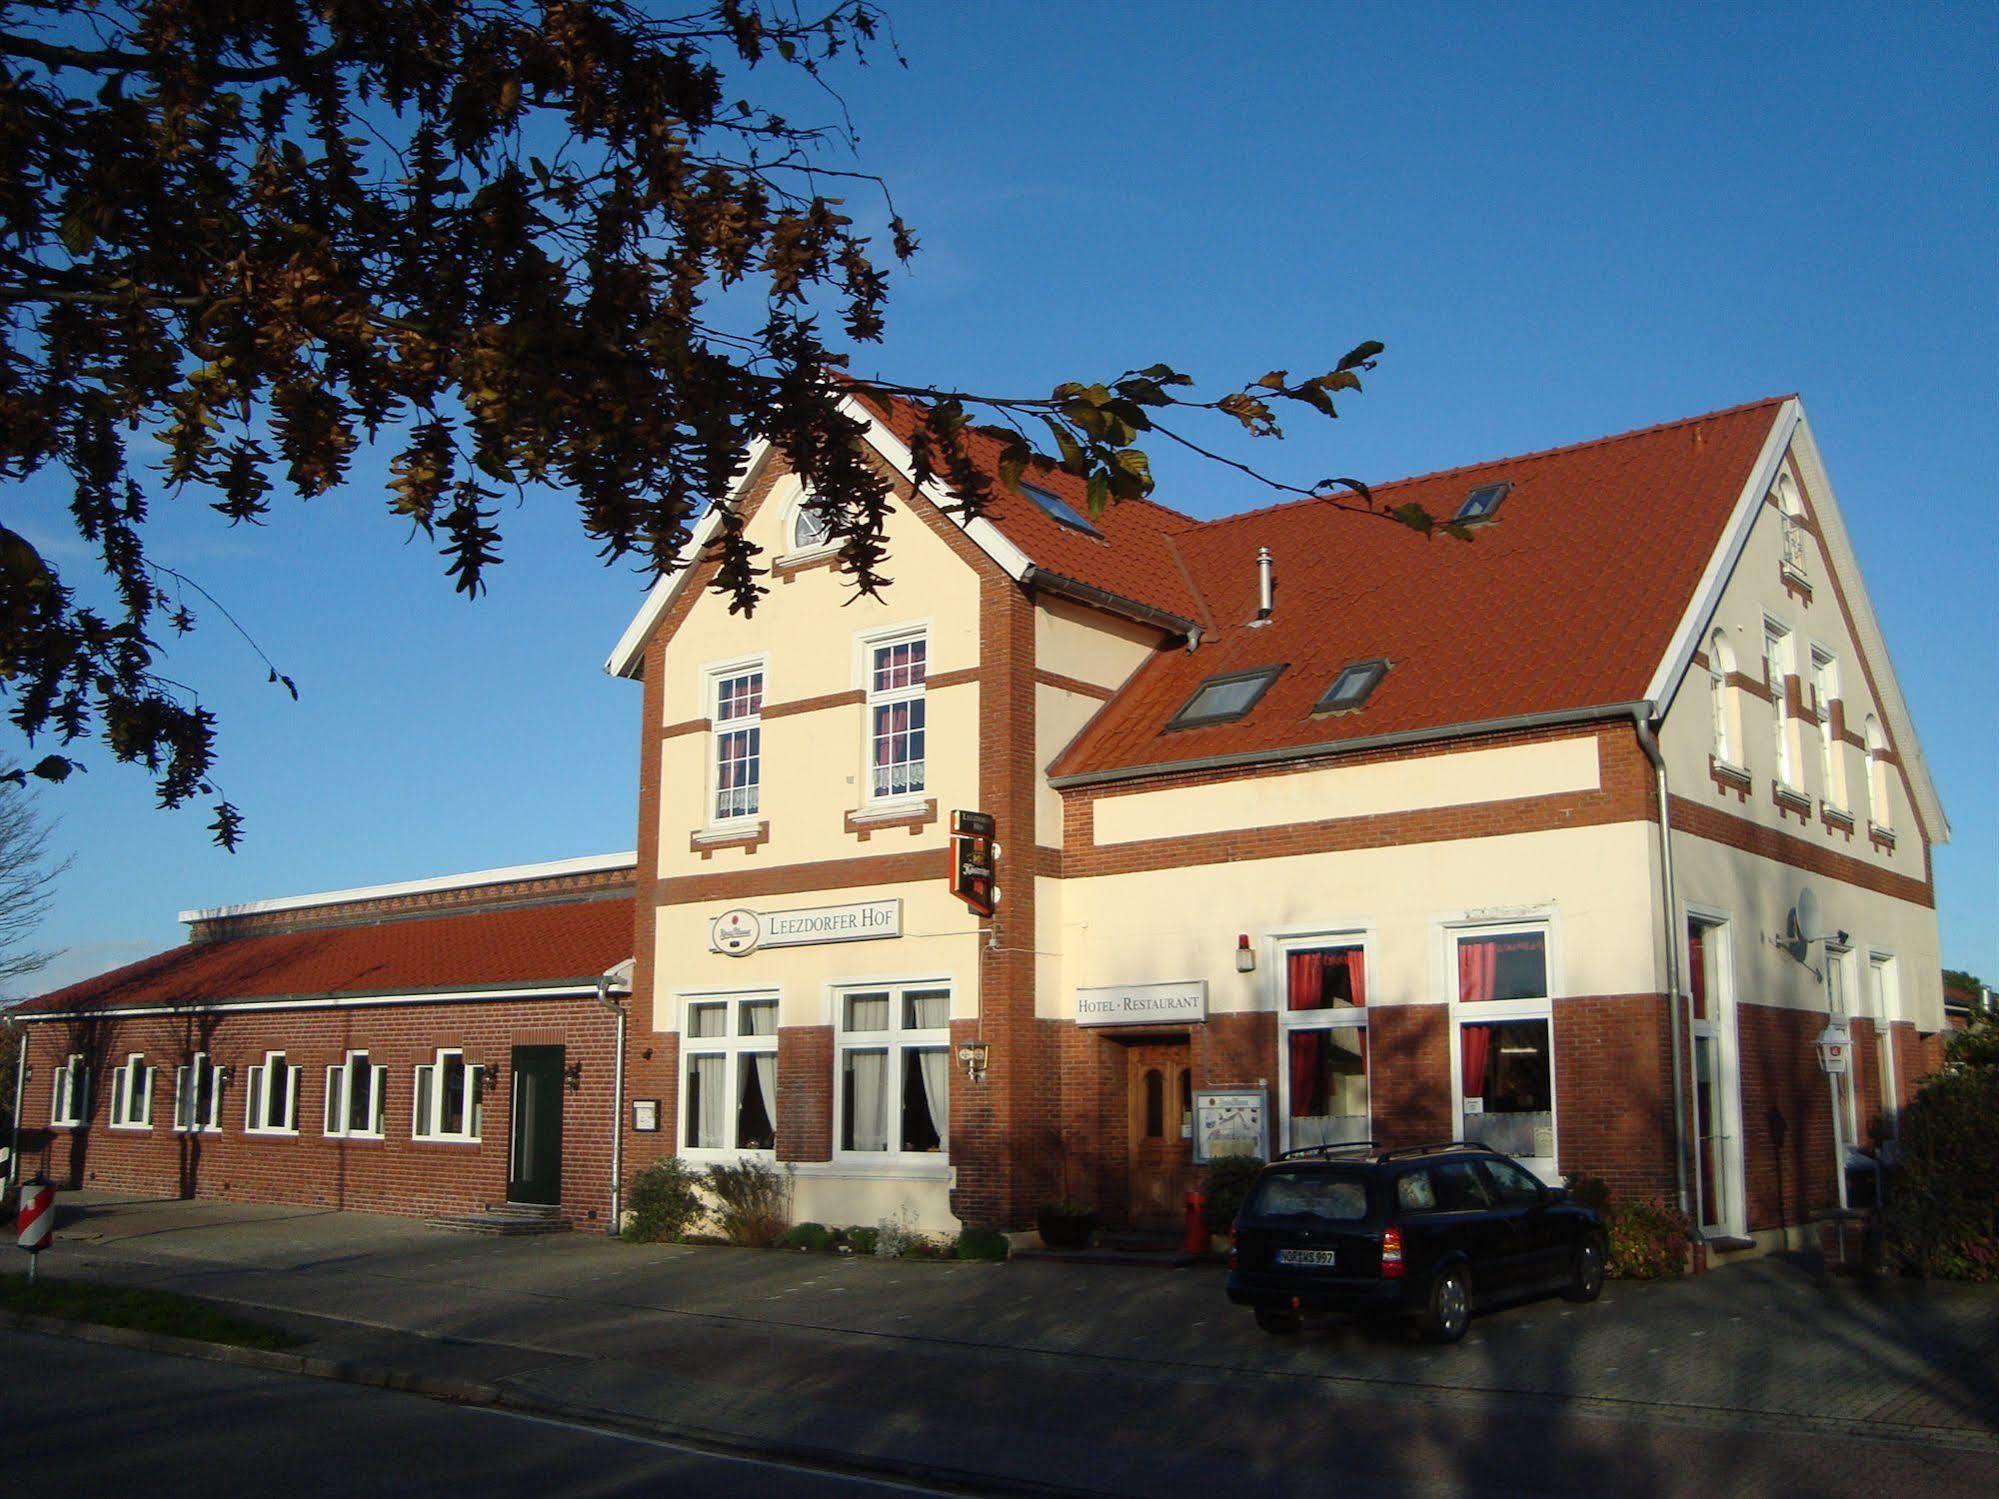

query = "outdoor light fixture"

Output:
[[1235, 934, 1256, 973], [956, 1041, 989, 1082]]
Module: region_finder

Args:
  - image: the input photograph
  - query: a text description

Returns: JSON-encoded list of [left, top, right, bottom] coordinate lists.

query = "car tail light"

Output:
[[1380, 1226, 1405, 1279]]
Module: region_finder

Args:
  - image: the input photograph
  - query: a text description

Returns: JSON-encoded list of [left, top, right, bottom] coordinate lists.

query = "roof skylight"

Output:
[[1455, 482, 1511, 523], [1316, 659, 1388, 713], [1168, 665, 1284, 729], [1021, 481, 1102, 537]]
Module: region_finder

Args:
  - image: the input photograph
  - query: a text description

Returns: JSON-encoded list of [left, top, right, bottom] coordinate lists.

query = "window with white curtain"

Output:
[[682, 995, 778, 1154], [109, 1053, 154, 1130], [709, 664, 764, 824], [324, 1050, 387, 1138], [174, 1052, 222, 1133], [50, 1052, 89, 1128], [836, 983, 949, 1157], [245, 1050, 301, 1135], [863, 632, 927, 804]]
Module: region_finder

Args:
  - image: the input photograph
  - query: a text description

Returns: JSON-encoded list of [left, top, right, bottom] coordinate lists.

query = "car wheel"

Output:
[[1563, 1231, 1607, 1303], [1419, 1265, 1471, 1344], [1254, 1306, 1302, 1335]]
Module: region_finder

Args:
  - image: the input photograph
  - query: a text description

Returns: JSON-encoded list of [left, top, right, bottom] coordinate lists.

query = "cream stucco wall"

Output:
[[1091, 737, 1602, 845], [1034, 595, 1163, 689], [1044, 820, 1660, 1020], [657, 469, 981, 875]]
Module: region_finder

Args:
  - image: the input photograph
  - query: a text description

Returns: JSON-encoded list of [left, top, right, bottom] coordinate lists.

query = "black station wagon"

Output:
[[1225, 1141, 1606, 1343]]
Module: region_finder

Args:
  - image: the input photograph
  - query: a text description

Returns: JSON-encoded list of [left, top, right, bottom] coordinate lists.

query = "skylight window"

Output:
[[1168, 665, 1284, 729], [1316, 659, 1389, 713], [1020, 481, 1102, 537], [1455, 482, 1511, 523]]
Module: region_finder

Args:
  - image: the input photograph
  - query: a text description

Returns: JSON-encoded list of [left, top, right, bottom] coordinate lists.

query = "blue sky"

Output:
[[9, 1, 1995, 992]]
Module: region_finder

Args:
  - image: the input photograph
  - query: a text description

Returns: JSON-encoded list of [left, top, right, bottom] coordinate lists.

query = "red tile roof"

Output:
[[1043, 397, 1790, 780], [12, 896, 635, 1016]]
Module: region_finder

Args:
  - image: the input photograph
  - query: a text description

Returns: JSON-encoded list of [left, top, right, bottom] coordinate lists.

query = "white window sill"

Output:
[[49, 1120, 83, 1131], [775, 545, 840, 567], [245, 1128, 298, 1138], [108, 1121, 153, 1133], [1711, 756, 1750, 779], [172, 1125, 222, 1136], [326, 1131, 385, 1142], [693, 821, 763, 844], [679, 1146, 778, 1162], [825, 1154, 952, 1177], [854, 798, 928, 823], [413, 1135, 482, 1147]]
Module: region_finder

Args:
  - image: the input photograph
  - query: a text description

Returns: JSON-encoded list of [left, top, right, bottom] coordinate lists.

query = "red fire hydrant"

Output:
[[1183, 1188, 1209, 1255]]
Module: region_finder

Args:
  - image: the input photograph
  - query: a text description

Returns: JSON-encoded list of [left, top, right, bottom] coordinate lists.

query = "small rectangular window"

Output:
[[865, 635, 927, 803], [325, 1051, 385, 1138], [413, 1049, 481, 1142], [711, 667, 763, 823], [174, 1053, 221, 1133], [1168, 665, 1283, 729], [109, 1054, 153, 1130], [1455, 482, 1511, 522], [246, 1051, 299, 1135], [1316, 659, 1388, 713], [50, 1053, 88, 1128], [1019, 481, 1102, 537]]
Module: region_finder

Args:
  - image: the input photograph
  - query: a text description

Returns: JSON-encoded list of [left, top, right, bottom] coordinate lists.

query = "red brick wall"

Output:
[[1367, 1003, 1453, 1149], [15, 998, 620, 1225], [1737, 1002, 1841, 1231], [1552, 994, 1676, 1204], [776, 1025, 833, 1161]]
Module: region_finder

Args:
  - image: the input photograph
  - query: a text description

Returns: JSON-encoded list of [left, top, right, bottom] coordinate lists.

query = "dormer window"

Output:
[[1168, 665, 1283, 729], [1316, 658, 1388, 713], [1455, 482, 1511, 523], [1020, 481, 1102, 538]]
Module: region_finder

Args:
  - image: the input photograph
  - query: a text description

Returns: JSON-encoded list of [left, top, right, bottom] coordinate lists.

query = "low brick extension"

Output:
[[16, 998, 621, 1226]]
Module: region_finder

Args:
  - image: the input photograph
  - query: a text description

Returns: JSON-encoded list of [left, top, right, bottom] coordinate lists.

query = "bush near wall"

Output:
[[1883, 1019, 1999, 1282], [1568, 1175, 1690, 1279], [623, 1158, 704, 1243]]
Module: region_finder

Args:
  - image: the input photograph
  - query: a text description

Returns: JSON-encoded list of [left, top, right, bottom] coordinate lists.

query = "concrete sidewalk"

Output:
[[23, 1192, 1999, 1497]]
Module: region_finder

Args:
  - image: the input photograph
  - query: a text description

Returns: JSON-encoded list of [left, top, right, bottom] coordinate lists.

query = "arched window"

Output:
[[789, 495, 833, 554], [1143, 1069, 1164, 1139], [1707, 628, 1737, 763], [1774, 473, 1807, 576], [1864, 715, 1890, 830]]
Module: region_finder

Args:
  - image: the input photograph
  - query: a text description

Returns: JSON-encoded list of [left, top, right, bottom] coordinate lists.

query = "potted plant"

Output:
[[1036, 1199, 1100, 1249]]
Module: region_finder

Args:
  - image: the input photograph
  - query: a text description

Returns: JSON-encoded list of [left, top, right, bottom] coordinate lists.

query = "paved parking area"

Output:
[[24, 1191, 1999, 1496]]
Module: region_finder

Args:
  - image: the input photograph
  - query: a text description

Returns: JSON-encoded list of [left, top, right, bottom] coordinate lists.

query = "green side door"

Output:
[[507, 1045, 564, 1206]]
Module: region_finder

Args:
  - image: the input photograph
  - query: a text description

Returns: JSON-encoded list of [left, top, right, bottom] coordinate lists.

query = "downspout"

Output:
[[1632, 706, 1693, 1224], [9, 1026, 25, 1189], [595, 975, 626, 1236]]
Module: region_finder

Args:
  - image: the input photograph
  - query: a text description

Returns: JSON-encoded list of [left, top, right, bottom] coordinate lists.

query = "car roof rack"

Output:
[[1375, 1140, 1492, 1162], [1276, 1139, 1379, 1162]]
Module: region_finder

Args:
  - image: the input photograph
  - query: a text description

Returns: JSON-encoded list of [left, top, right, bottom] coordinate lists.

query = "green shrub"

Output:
[[955, 1226, 1010, 1262], [1884, 1026, 1999, 1281], [623, 1158, 704, 1243], [1201, 1155, 1265, 1233], [705, 1159, 793, 1247], [845, 1225, 880, 1256], [781, 1221, 832, 1251]]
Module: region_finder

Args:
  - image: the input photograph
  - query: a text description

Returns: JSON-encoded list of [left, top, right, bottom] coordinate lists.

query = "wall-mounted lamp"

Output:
[[1235, 934, 1256, 973], [956, 1041, 990, 1083]]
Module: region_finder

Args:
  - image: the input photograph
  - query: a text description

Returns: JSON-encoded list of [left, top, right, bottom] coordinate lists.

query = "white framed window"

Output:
[[862, 630, 927, 804], [1764, 619, 1795, 786], [1869, 954, 1900, 1137], [786, 493, 837, 558], [174, 1052, 223, 1133], [681, 993, 778, 1155], [835, 982, 949, 1159], [245, 1050, 301, 1135], [413, 1049, 482, 1143], [324, 1051, 387, 1138], [1863, 715, 1891, 831], [50, 1052, 89, 1128], [1450, 922, 1556, 1182], [109, 1053, 154, 1130], [1707, 628, 1738, 765], [1811, 648, 1845, 809], [1279, 940, 1370, 1151], [1826, 946, 1860, 1148], [707, 661, 764, 825], [1775, 472, 1809, 578]]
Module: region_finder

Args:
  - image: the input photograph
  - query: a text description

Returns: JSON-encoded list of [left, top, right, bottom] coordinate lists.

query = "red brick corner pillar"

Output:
[[1368, 1002, 1453, 1150], [776, 1025, 834, 1162]]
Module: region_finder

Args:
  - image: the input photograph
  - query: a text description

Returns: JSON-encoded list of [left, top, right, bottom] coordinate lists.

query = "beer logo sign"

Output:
[[711, 907, 763, 957]]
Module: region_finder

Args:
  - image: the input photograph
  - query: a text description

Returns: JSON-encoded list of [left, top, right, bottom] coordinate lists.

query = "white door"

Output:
[[1688, 918, 1744, 1238]]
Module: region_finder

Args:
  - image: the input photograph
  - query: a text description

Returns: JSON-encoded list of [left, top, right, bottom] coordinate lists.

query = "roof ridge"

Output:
[[1165, 394, 1796, 534]]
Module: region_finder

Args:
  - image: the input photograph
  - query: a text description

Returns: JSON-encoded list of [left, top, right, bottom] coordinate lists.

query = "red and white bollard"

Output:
[[17, 1180, 53, 1285]]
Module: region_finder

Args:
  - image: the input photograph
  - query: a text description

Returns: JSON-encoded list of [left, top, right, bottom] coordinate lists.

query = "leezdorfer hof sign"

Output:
[[1074, 980, 1207, 1028], [710, 898, 902, 957]]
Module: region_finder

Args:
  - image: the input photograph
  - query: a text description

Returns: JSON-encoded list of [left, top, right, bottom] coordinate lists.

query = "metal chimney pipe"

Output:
[[1256, 547, 1273, 619]]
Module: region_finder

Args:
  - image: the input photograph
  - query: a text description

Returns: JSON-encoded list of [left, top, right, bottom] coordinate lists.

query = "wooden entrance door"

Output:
[[1127, 1042, 1196, 1230]]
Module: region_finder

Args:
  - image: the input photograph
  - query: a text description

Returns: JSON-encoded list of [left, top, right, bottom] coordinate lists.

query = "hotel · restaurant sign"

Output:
[[710, 898, 903, 957], [1074, 979, 1208, 1028]]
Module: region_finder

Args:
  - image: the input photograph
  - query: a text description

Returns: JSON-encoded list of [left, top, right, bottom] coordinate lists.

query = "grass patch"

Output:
[[0, 1274, 302, 1351]]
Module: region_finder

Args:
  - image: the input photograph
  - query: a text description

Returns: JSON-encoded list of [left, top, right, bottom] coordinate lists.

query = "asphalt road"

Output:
[[0, 1329, 945, 1498]]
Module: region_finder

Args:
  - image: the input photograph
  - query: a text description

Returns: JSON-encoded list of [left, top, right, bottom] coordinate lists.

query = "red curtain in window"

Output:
[[1287, 949, 1366, 1010], [1288, 1031, 1323, 1119], [1461, 1023, 1493, 1098], [1457, 939, 1498, 1003]]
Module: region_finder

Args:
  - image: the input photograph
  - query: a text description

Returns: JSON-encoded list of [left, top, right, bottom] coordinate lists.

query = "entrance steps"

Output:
[[425, 1203, 569, 1236]]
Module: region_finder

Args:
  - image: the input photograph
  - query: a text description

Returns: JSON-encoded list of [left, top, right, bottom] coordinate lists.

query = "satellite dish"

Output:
[[1796, 887, 1821, 942]]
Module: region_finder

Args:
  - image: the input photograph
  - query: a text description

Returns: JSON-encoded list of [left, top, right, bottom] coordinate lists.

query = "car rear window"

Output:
[[1244, 1169, 1371, 1222]]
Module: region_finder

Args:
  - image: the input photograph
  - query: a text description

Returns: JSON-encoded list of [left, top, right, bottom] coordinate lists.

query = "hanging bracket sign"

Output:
[[949, 809, 997, 918]]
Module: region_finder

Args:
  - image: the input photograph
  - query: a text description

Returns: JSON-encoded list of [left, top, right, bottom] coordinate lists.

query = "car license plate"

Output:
[[1275, 1248, 1339, 1267]]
